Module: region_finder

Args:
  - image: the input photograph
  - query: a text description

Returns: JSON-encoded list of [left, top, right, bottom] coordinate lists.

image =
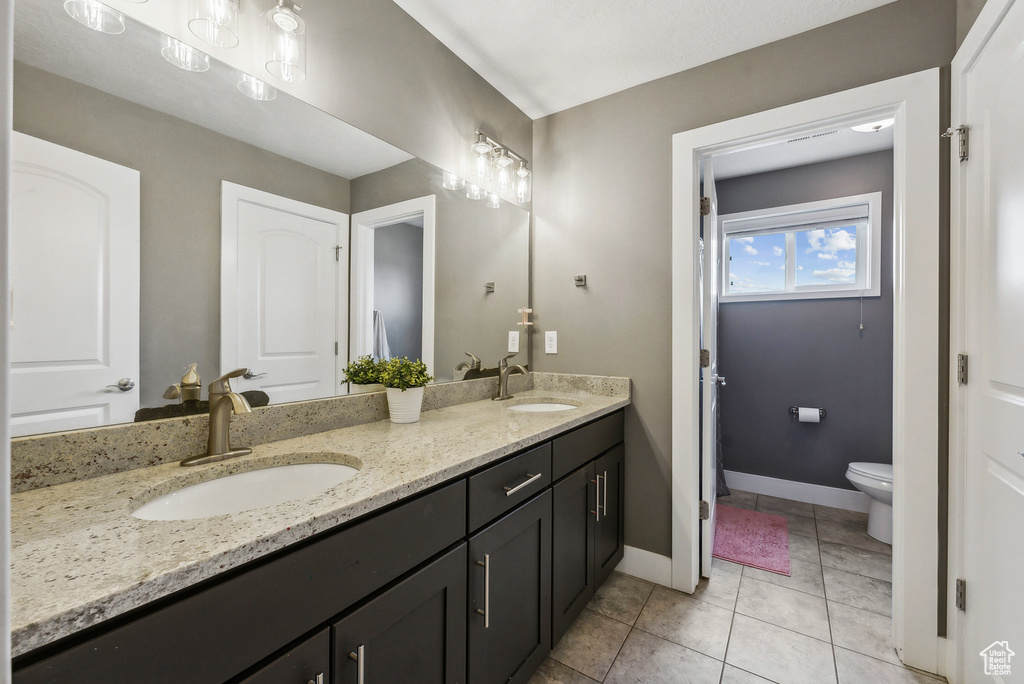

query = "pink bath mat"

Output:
[[713, 504, 791, 576]]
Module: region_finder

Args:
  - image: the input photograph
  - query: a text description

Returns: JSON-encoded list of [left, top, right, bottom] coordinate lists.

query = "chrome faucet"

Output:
[[493, 353, 528, 401], [180, 368, 253, 466], [454, 351, 482, 372]]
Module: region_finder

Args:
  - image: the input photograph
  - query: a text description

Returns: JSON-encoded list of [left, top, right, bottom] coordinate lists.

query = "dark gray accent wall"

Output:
[[716, 151, 894, 491], [531, 0, 956, 557], [374, 222, 425, 361]]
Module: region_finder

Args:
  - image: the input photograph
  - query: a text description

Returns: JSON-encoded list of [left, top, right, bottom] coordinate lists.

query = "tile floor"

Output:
[[529, 490, 947, 684]]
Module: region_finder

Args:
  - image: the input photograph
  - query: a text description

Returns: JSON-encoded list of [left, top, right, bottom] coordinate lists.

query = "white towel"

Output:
[[372, 310, 392, 361]]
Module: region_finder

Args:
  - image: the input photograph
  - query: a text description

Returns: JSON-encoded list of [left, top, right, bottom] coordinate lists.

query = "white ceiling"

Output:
[[15, 0, 412, 180], [713, 123, 894, 180], [394, 0, 897, 119]]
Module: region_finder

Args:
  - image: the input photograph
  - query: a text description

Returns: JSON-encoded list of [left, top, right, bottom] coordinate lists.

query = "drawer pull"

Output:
[[307, 674, 324, 684], [349, 644, 365, 684], [476, 554, 491, 628], [601, 470, 608, 517], [503, 472, 542, 497], [595, 473, 603, 522]]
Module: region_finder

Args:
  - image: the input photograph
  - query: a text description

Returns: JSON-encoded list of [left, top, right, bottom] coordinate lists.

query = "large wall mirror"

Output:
[[10, 0, 530, 437]]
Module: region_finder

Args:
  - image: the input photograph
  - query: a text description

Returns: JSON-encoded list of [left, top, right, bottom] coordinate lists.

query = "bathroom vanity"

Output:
[[10, 375, 628, 684]]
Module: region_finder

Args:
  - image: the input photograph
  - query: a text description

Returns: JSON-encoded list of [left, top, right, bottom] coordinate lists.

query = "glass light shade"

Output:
[[495, 154, 513, 194], [189, 0, 239, 49], [266, 1, 307, 83], [64, 0, 125, 34], [238, 73, 277, 101], [442, 172, 465, 190], [851, 118, 895, 133], [487, 193, 501, 209], [466, 183, 484, 201], [515, 162, 531, 203], [161, 35, 211, 72]]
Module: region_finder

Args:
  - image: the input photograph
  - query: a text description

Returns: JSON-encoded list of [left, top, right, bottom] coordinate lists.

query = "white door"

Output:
[[700, 159, 721, 576], [956, 2, 1024, 680], [10, 132, 140, 436], [221, 182, 348, 405]]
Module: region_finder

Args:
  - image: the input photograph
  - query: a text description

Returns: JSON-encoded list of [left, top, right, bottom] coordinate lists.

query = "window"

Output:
[[720, 192, 882, 302]]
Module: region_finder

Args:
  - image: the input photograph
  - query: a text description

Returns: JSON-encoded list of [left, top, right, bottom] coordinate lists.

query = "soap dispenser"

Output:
[[163, 363, 203, 403]]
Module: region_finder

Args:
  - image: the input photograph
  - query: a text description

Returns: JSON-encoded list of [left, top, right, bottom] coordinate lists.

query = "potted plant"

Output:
[[343, 355, 385, 394], [379, 357, 433, 423]]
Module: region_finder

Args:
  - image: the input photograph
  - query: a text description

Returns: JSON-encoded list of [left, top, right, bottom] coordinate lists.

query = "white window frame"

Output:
[[719, 191, 882, 302]]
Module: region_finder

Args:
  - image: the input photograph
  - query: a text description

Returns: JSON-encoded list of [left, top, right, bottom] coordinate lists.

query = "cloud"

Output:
[[805, 228, 857, 253], [734, 236, 754, 244], [743, 244, 758, 255], [773, 246, 784, 256], [797, 265, 804, 271], [838, 260, 856, 269], [813, 267, 855, 283], [817, 252, 838, 260], [752, 261, 770, 266], [730, 272, 739, 280]]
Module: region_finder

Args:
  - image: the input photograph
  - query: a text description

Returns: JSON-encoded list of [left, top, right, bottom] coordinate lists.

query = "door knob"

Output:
[[242, 369, 266, 380], [713, 375, 726, 387], [106, 378, 136, 392]]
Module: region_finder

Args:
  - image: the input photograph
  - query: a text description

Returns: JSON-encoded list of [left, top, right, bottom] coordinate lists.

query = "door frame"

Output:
[[220, 181, 350, 388], [671, 68, 941, 672], [349, 195, 436, 377], [947, 1, 1018, 681]]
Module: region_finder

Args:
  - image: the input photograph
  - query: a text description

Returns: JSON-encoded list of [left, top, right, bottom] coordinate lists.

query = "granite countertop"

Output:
[[11, 385, 629, 657]]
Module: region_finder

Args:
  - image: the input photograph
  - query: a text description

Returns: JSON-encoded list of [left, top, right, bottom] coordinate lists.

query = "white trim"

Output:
[[615, 546, 673, 587], [220, 181, 350, 385], [723, 470, 871, 513], [720, 191, 882, 302], [349, 196, 436, 379], [672, 69, 940, 672], [1, 0, 11, 674]]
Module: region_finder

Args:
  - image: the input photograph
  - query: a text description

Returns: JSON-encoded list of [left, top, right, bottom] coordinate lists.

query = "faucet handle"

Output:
[[464, 352, 482, 370], [210, 368, 249, 394], [499, 352, 518, 369]]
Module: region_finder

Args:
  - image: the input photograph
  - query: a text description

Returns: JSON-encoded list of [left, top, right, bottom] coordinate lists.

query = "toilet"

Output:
[[845, 462, 893, 544]]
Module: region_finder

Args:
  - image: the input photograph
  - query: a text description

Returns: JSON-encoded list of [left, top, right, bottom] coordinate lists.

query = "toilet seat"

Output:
[[847, 462, 892, 483]]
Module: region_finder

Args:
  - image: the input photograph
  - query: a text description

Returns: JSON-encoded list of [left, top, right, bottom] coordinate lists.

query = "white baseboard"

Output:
[[615, 545, 672, 587], [724, 470, 871, 513]]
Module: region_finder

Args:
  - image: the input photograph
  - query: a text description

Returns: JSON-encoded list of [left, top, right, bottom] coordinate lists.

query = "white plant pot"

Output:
[[386, 386, 424, 423], [350, 383, 385, 394]]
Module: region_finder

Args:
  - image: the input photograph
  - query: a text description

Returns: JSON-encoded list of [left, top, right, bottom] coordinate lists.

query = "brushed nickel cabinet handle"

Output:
[[602, 470, 608, 516], [307, 674, 323, 684], [503, 472, 542, 497], [476, 554, 490, 628], [595, 474, 602, 522], [348, 645, 364, 684]]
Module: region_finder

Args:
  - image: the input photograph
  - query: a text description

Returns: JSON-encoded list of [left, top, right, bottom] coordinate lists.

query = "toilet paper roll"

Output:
[[797, 407, 821, 423]]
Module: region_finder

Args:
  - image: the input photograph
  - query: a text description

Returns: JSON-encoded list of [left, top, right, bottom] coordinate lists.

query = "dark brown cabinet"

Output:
[[551, 462, 596, 644], [594, 444, 625, 586], [333, 544, 467, 684], [238, 628, 330, 684], [468, 490, 552, 684]]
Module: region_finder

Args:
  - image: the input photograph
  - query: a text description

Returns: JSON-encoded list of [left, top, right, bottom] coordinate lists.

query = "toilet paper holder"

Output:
[[789, 406, 826, 419]]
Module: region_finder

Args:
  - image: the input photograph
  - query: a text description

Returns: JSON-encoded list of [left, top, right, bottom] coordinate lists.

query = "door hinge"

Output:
[[699, 197, 711, 216], [700, 349, 710, 368], [335, 342, 339, 356], [336, 246, 342, 261], [956, 578, 966, 611], [957, 353, 968, 385], [699, 500, 710, 520], [942, 125, 969, 162]]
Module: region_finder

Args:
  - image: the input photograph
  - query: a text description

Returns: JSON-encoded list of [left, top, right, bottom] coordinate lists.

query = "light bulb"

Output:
[[515, 162, 531, 202], [266, 0, 307, 83], [64, 0, 125, 34], [189, 0, 239, 48]]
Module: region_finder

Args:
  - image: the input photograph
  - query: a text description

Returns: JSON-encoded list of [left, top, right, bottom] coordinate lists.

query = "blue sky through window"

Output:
[[727, 233, 785, 293], [795, 224, 860, 286]]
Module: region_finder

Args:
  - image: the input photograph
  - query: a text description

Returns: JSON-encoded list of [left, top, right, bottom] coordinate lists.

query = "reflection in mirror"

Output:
[[10, 0, 530, 437]]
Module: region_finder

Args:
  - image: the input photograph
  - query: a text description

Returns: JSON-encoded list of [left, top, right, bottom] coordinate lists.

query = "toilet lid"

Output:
[[848, 462, 893, 480]]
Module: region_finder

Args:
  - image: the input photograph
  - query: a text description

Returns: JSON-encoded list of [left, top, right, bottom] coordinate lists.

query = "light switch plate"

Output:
[[545, 331, 557, 354], [508, 330, 519, 353]]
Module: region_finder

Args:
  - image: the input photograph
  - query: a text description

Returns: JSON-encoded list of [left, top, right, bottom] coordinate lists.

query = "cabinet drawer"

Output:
[[552, 411, 624, 481], [238, 628, 329, 684], [468, 442, 551, 532], [13, 481, 466, 684]]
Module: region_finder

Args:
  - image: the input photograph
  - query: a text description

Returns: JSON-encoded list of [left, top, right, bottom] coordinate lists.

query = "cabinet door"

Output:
[[594, 445, 625, 585], [238, 628, 329, 684], [332, 544, 467, 684], [551, 462, 596, 646], [468, 490, 551, 684]]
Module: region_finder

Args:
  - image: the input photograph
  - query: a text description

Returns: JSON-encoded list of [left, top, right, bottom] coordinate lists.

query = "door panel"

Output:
[[595, 445, 625, 585], [10, 132, 140, 435], [701, 158, 720, 576], [551, 462, 595, 646]]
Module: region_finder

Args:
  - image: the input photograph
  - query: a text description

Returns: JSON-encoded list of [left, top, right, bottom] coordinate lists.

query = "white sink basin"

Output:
[[132, 462, 360, 521], [507, 402, 579, 413]]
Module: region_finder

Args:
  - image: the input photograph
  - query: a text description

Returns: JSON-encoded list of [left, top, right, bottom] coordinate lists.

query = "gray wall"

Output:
[[373, 222, 424, 360], [352, 159, 531, 381], [531, 0, 956, 557], [716, 151, 894, 491], [13, 63, 351, 408]]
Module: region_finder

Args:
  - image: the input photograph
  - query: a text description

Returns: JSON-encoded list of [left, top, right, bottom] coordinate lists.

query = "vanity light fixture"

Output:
[[238, 73, 277, 101], [852, 118, 895, 133], [487, 192, 501, 209], [64, 0, 126, 34], [161, 35, 211, 72], [442, 172, 465, 191], [466, 182, 485, 201], [469, 131, 531, 203], [189, 0, 240, 49], [266, 0, 306, 83]]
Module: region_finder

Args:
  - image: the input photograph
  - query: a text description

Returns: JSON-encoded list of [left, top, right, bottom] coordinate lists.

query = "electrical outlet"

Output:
[[507, 330, 519, 353], [545, 331, 558, 354]]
